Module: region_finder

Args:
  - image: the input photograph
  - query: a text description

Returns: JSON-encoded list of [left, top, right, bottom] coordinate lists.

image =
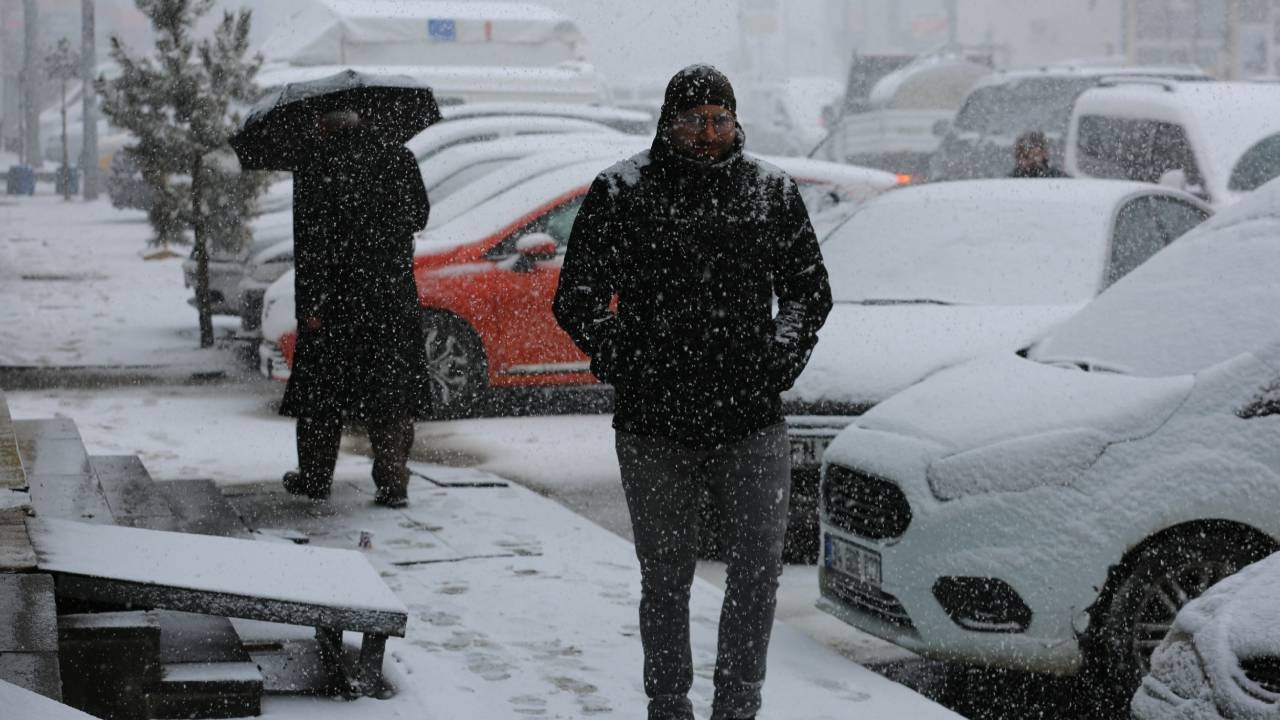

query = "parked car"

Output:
[[421, 132, 644, 202], [182, 196, 293, 317], [819, 51, 990, 177], [407, 115, 619, 164], [440, 101, 654, 134], [927, 64, 1208, 183], [1066, 79, 1280, 207], [816, 177, 1280, 704], [259, 153, 900, 400], [1132, 550, 1280, 720], [779, 179, 1210, 561], [236, 240, 294, 334]]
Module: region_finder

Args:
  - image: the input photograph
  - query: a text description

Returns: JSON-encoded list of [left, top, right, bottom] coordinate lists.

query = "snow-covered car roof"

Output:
[[426, 143, 646, 229], [970, 64, 1208, 90], [820, 178, 1166, 306], [421, 132, 643, 195], [1075, 81, 1280, 202], [1030, 176, 1280, 377], [440, 102, 653, 132], [414, 159, 609, 256], [406, 115, 618, 160]]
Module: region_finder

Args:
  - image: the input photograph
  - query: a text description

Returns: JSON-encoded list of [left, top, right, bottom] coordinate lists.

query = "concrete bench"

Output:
[[27, 517, 407, 697]]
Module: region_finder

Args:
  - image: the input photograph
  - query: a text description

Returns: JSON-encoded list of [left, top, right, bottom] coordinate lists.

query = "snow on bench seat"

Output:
[[0, 678, 100, 719], [27, 517, 406, 636]]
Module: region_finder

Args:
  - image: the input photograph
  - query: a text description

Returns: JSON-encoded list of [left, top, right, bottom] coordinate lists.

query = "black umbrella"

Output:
[[230, 69, 441, 172]]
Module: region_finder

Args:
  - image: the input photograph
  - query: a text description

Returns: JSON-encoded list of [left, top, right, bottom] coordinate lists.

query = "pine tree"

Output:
[[96, 0, 267, 348]]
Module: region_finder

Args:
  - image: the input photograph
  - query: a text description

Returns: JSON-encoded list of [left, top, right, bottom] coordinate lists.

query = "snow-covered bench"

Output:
[[27, 517, 408, 696]]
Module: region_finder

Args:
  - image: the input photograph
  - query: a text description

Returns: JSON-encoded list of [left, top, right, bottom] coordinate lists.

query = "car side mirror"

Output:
[[515, 232, 558, 259], [511, 232, 558, 273], [932, 118, 953, 138]]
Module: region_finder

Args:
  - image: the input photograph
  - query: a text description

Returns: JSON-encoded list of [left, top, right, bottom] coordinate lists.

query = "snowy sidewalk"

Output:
[[7, 386, 962, 719], [0, 193, 242, 376], [219, 463, 962, 720]]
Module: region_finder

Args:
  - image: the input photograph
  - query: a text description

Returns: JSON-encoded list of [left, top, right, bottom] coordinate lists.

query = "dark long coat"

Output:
[[552, 127, 833, 448], [279, 140, 434, 422]]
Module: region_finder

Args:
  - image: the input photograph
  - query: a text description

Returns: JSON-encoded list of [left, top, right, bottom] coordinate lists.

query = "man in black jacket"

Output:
[[553, 65, 832, 720]]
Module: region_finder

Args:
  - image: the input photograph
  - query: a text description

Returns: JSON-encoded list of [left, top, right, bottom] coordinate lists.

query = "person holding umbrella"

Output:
[[232, 71, 440, 507]]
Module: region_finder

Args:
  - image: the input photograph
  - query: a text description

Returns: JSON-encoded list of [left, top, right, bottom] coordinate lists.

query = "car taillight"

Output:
[[896, 174, 914, 185]]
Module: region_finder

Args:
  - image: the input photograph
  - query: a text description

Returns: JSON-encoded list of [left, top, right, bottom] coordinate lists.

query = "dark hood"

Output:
[[652, 64, 745, 171]]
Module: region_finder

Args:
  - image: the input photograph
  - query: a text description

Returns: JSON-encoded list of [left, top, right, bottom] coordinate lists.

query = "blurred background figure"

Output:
[[1010, 130, 1068, 178]]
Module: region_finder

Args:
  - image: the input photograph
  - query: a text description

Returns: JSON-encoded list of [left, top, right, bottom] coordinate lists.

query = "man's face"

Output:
[[669, 104, 737, 161], [1016, 143, 1048, 167]]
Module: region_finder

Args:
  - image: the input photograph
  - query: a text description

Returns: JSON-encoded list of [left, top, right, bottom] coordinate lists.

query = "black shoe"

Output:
[[373, 486, 408, 508], [283, 470, 330, 500]]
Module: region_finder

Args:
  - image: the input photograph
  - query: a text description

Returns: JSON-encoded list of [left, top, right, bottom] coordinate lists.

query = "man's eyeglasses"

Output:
[[673, 112, 736, 133]]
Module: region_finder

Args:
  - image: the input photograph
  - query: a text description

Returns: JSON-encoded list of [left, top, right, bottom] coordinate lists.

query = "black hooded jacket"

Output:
[[553, 87, 833, 448]]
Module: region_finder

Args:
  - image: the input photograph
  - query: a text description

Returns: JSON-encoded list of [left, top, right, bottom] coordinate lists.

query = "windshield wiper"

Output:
[[847, 298, 955, 306]]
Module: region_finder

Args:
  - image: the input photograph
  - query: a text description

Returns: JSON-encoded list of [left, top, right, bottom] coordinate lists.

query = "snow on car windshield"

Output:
[[1030, 176, 1280, 376], [821, 181, 1109, 306]]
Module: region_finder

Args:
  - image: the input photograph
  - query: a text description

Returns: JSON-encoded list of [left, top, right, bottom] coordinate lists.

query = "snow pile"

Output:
[[1135, 550, 1280, 720]]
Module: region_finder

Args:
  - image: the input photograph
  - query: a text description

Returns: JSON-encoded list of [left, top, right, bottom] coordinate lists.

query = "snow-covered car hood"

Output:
[[842, 353, 1195, 500], [787, 302, 1083, 409]]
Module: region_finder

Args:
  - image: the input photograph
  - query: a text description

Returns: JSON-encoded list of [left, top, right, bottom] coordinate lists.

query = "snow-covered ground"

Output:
[[1, 190, 949, 718], [0, 191, 241, 372]]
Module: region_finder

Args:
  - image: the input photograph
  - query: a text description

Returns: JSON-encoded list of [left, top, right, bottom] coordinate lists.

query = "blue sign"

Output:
[[428, 19, 457, 42]]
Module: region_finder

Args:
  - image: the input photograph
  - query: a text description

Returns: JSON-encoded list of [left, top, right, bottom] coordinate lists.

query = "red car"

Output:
[[264, 154, 899, 416]]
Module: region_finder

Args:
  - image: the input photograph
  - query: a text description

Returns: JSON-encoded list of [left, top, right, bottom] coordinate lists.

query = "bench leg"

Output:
[[354, 633, 388, 697], [315, 626, 348, 695]]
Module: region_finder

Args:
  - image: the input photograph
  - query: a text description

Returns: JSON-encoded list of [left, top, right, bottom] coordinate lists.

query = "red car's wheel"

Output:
[[422, 312, 487, 418]]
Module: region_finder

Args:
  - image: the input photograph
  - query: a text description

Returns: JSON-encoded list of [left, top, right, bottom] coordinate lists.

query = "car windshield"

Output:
[[1029, 180, 1280, 377], [953, 78, 1093, 137], [821, 193, 1107, 306], [1228, 132, 1280, 193]]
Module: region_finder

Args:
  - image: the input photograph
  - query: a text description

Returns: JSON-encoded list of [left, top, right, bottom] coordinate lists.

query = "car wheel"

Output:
[[1086, 530, 1271, 707], [422, 312, 487, 418]]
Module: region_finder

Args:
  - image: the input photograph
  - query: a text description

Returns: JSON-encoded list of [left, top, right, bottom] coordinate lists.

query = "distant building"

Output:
[[1126, 0, 1280, 79]]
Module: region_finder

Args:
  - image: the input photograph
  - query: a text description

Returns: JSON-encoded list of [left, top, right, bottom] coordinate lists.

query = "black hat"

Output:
[[661, 64, 737, 117]]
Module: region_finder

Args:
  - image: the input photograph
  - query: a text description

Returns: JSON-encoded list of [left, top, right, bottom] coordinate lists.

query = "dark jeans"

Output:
[[296, 414, 414, 494], [616, 423, 790, 720]]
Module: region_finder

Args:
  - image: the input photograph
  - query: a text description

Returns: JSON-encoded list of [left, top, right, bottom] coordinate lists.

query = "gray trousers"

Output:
[[616, 423, 790, 720]]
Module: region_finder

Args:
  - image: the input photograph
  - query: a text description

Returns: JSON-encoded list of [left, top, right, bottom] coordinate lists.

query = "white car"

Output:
[[1133, 550, 1280, 720], [406, 115, 619, 163], [440, 101, 653, 134], [817, 177, 1280, 702], [1067, 80, 1280, 207], [785, 178, 1209, 429], [236, 240, 294, 334], [421, 132, 644, 202]]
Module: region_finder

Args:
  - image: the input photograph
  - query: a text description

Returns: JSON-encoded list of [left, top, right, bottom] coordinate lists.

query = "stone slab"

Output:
[[90, 456, 175, 529], [30, 517, 407, 636], [0, 522, 37, 571], [0, 652, 62, 701], [153, 479, 248, 538], [0, 574, 58, 652]]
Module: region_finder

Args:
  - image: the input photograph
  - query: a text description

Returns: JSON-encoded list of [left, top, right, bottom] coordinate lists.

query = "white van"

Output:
[[1066, 80, 1280, 207]]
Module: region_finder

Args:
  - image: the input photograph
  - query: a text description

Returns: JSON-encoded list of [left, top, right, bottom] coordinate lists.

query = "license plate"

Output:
[[825, 535, 882, 588], [789, 435, 831, 467]]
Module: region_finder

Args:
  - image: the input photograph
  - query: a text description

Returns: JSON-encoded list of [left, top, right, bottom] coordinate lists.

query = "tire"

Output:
[[1084, 529, 1271, 709], [421, 312, 487, 418]]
